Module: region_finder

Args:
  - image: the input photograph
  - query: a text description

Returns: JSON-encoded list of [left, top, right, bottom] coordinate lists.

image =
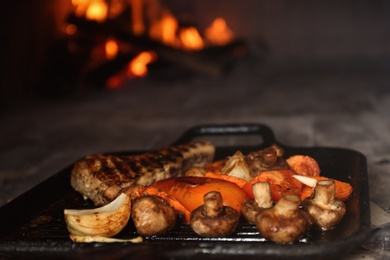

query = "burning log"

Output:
[[85, 53, 138, 87], [67, 14, 246, 78]]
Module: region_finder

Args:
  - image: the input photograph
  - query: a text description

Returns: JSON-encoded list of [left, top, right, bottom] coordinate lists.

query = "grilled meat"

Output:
[[71, 141, 215, 206]]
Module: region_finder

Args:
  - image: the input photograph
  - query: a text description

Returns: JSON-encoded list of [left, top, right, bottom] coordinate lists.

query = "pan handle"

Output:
[[173, 123, 277, 147]]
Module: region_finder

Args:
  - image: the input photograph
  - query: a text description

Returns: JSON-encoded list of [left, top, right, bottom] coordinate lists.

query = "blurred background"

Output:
[[1, 0, 390, 104]]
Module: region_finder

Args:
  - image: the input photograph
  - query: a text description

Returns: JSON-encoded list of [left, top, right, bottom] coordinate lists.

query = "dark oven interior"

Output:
[[1, 0, 390, 105]]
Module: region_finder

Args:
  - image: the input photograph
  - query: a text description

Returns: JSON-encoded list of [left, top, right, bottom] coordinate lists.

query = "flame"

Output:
[[107, 0, 126, 19], [105, 39, 119, 60], [149, 10, 180, 48], [86, 0, 108, 22], [127, 51, 157, 78], [179, 27, 204, 51], [71, 0, 234, 51], [131, 1, 204, 51], [72, 0, 108, 22], [131, 0, 145, 35], [205, 18, 234, 46], [72, 0, 90, 17], [70, 0, 236, 87]]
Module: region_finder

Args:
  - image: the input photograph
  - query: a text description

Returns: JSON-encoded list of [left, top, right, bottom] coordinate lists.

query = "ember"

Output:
[[127, 51, 157, 78]]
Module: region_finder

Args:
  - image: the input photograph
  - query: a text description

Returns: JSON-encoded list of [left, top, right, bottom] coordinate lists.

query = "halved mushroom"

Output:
[[255, 194, 312, 243], [131, 195, 176, 237], [64, 193, 131, 237], [190, 191, 240, 237], [241, 182, 273, 224], [302, 179, 346, 230]]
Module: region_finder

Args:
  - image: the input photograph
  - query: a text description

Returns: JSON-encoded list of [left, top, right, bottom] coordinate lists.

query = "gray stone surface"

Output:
[[1, 60, 389, 258]]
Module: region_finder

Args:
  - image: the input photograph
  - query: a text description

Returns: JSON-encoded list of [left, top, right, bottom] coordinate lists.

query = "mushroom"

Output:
[[302, 179, 346, 230], [190, 191, 240, 237], [131, 195, 176, 237], [255, 194, 312, 243], [241, 182, 273, 224], [246, 145, 290, 177], [270, 144, 285, 157]]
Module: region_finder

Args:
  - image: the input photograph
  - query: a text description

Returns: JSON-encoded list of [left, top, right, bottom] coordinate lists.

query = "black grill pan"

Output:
[[0, 124, 371, 259]]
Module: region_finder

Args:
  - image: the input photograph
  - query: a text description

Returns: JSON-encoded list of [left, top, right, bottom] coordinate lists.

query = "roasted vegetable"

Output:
[[204, 159, 226, 174], [131, 195, 176, 236], [125, 185, 191, 223], [293, 175, 353, 201], [255, 194, 312, 243], [287, 155, 320, 177], [246, 145, 290, 177], [204, 171, 249, 189], [152, 177, 248, 214], [190, 191, 240, 237], [220, 151, 252, 181], [70, 235, 143, 243], [302, 180, 346, 230], [241, 182, 273, 224], [243, 170, 303, 202], [66, 141, 354, 243], [64, 193, 131, 237]]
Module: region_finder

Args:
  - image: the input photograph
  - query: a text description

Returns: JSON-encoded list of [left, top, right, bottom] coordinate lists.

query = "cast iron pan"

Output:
[[0, 124, 371, 259]]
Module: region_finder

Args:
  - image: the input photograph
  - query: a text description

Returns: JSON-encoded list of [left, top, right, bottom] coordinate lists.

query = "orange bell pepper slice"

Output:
[[286, 155, 320, 177], [204, 172, 249, 188], [134, 185, 191, 224], [152, 177, 248, 214], [204, 171, 253, 198], [298, 176, 353, 201], [204, 159, 226, 174], [243, 170, 303, 202]]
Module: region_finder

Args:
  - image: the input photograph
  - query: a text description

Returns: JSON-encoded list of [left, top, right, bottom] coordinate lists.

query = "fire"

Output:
[[72, 0, 108, 22], [70, 0, 235, 87], [130, 0, 145, 36], [72, 0, 90, 17], [146, 8, 207, 51], [205, 18, 234, 46], [179, 27, 204, 51], [105, 39, 118, 60], [107, 0, 127, 19], [149, 10, 180, 48], [127, 51, 157, 78]]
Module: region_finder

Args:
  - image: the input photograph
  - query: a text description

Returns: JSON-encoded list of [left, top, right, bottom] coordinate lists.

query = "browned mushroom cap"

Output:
[[131, 195, 176, 237], [255, 194, 312, 243], [190, 191, 240, 237], [242, 182, 273, 224], [246, 145, 290, 177], [270, 144, 285, 157], [302, 179, 346, 230]]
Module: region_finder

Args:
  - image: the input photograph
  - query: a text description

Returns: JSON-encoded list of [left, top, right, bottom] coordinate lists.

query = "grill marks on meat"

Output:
[[71, 141, 215, 206]]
